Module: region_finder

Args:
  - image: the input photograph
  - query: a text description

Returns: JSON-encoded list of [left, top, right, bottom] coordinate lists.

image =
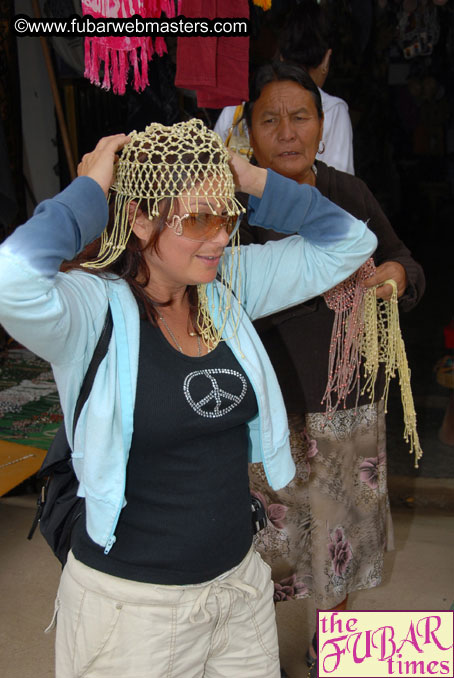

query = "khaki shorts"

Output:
[[53, 548, 280, 677]]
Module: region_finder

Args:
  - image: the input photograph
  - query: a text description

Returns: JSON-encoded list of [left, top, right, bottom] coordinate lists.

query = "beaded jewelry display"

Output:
[[225, 104, 253, 161], [323, 258, 423, 466], [82, 119, 245, 351]]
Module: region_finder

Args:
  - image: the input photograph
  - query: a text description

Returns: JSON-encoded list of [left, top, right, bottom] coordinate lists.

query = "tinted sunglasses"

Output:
[[166, 213, 242, 242]]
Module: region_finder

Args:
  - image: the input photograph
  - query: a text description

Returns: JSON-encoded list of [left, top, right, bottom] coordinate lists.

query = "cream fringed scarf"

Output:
[[82, 119, 245, 351], [323, 258, 423, 467]]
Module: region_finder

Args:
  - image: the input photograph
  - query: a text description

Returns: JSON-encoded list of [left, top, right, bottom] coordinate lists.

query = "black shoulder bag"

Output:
[[27, 307, 113, 566]]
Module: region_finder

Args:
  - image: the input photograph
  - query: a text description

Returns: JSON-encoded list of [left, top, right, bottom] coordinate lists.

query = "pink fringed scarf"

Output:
[[82, 0, 175, 95], [322, 258, 375, 415], [323, 258, 423, 465]]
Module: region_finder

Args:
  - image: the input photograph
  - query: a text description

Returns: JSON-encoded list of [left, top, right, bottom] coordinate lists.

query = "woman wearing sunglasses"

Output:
[[0, 120, 376, 678]]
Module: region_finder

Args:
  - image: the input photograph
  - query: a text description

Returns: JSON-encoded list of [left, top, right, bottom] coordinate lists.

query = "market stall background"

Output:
[[1, 0, 453, 492]]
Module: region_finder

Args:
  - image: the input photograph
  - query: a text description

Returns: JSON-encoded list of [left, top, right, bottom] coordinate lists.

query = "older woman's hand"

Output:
[[228, 150, 267, 198], [77, 134, 131, 196], [363, 261, 408, 300]]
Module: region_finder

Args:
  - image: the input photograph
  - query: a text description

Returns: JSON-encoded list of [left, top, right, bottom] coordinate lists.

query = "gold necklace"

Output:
[[158, 314, 201, 357]]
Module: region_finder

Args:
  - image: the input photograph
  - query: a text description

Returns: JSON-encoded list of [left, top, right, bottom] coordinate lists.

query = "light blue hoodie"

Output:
[[0, 169, 377, 552]]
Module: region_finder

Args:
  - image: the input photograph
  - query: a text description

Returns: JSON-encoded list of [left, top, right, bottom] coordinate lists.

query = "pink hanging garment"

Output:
[[82, 0, 175, 95], [175, 0, 249, 108]]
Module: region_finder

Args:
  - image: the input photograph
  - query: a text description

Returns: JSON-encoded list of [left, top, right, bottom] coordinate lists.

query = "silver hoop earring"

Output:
[[318, 141, 326, 154], [168, 214, 183, 236]]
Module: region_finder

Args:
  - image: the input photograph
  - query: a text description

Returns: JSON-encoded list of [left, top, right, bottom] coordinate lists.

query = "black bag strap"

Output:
[[72, 305, 113, 440], [27, 306, 113, 542]]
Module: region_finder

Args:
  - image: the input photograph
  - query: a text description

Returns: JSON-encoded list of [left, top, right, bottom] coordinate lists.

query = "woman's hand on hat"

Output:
[[363, 261, 408, 300], [77, 134, 131, 197], [228, 149, 267, 198]]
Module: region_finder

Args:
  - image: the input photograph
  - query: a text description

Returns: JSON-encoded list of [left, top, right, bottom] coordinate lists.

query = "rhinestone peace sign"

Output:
[[183, 369, 247, 418]]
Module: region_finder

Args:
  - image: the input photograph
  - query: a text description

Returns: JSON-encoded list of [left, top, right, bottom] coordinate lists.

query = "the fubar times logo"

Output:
[[318, 611, 453, 677]]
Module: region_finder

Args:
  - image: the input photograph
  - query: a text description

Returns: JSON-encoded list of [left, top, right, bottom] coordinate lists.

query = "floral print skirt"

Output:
[[249, 401, 394, 608]]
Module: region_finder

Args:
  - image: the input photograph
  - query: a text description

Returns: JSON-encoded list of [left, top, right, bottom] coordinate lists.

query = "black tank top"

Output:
[[72, 318, 258, 584]]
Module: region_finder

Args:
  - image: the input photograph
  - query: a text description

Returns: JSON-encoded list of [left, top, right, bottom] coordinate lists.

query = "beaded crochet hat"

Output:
[[83, 118, 244, 269], [83, 118, 245, 351]]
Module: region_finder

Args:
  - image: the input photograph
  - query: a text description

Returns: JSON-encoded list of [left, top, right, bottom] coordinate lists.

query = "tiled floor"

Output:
[[1, 477, 453, 678]]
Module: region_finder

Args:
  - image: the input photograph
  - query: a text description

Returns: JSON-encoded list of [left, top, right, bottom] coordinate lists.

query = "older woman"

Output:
[[0, 119, 376, 678], [215, 0, 354, 175], [240, 62, 425, 675], [277, 0, 355, 174]]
